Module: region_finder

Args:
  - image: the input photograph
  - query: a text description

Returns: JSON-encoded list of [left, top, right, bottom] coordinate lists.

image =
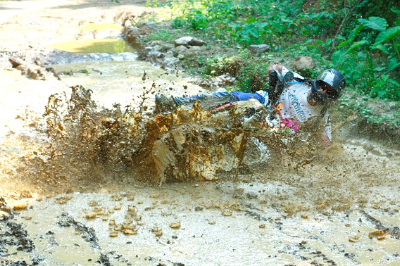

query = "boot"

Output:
[[267, 69, 284, 104], [155, 94, 178, 113]]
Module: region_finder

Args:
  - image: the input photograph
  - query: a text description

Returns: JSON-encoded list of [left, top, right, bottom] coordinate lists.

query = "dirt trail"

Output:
[[1, 1, 400, 265]]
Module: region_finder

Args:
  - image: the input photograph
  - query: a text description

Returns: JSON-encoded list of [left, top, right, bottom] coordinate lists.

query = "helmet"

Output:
[[316, 69, 346, 100]]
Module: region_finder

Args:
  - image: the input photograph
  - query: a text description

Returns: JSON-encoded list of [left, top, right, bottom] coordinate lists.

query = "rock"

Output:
[[174, 45, 188, 56], [248, 44, 270, 54], [189, 38, 206, 46], [124, 27, 140, 44], [111, 55, 124, 61], [12, 200, 28, 210], [28, 68, 46, 80], [0, 196, 13, 215], [216, 75, 236, 85], [246, 192, 258, 199], [174, 36, 193, 47], [9, 57, 26, 68], [138, 21, 156, 28], [124, 20, 132, 28], [188, 46, 204, 52], [174, 36, 206, 47], [152, 45, 163, 52], [16, 64, 27, 72], [292, 56, 316, 75], [0, 210, 12, 219], [138, 24, 154, 35]]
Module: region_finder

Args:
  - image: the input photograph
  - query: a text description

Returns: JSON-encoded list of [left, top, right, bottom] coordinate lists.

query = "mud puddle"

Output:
[[2, 181, 400, 265], [2, 57, 400, 266]]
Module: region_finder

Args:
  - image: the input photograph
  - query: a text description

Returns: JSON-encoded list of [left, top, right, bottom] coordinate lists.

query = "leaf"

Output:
[[346, 40, 368, 52], [388, 59, 400, 71], [257, 22, 268, 29], [245, 17, 256, 24], [387, 78, 400, 87], [373, 26, 400, 45], [248, 28, 259, 38], [391, 7, 400, 16], [372, 43, 390, 54], [377, 89, 387, 98], [358, 17, 387, 31], [374, 66, 385, 72], [338, 25, 365, 48], [228, 23, 240, 30]]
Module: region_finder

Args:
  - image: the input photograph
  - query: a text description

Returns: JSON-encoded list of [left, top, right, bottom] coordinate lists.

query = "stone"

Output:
[[124, 20, 132, 28], [28, 68, 46, 80], [248, 44, 270, 54], [174, 45, 188, 55], [174, 36, 193, 47], [174, 36, 206, 47], [124, 27, 140, 44], [9, 57, 26, 68], [293, 56, 316, 74], [188, 38, 206, 46]]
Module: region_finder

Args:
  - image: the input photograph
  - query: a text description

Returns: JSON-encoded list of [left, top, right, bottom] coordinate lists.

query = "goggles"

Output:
[[318, 81, 338, 99]]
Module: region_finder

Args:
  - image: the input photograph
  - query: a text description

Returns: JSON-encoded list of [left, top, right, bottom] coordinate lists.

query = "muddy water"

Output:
[[49, 39, 137, 53], [50, 60, 206, 109], [5, 180, 400, 265]]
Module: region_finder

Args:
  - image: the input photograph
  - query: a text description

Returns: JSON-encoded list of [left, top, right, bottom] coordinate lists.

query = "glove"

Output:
[[283, 71, 294, 84], [311, 91, 328, 105]]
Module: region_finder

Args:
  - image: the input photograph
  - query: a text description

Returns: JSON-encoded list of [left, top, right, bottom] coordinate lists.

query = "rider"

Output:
[[155, 63, 346, 146]]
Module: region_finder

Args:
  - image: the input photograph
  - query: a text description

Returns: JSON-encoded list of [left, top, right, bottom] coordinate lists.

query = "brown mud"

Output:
[[1, 0, 400, 265]]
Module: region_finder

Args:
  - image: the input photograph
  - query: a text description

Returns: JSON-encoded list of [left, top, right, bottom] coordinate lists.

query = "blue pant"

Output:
[[174, 91, 265, 109]]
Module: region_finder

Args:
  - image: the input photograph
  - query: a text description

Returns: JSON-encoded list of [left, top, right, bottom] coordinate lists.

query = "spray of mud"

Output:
[[7, 76, 396, 216], [15, 83, 323, 195]]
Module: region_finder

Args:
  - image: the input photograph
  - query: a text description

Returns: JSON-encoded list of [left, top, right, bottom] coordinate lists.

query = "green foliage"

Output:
[[146, 29, 176, 42], [170, 0, 302, 46], [203, 55, 243, 76], [164, 0, 400, 102], [236, 60, 269, 92], [332, 11, 400, 100], [146, 0, 162, 7]]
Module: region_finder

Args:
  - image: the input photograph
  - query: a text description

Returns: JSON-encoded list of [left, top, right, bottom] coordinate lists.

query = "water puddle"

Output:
[[49, 38, 137, 53]]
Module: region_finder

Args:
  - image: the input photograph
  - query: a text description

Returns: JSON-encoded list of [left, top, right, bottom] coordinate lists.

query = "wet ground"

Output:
[[1, 0, 400, 265]]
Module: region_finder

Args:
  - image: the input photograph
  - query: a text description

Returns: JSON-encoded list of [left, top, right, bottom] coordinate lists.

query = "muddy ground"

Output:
[[1, 0, 400, 265]]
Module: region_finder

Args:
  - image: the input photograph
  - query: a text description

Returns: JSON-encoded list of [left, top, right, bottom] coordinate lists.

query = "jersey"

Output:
[[276, 68, 332, 140]]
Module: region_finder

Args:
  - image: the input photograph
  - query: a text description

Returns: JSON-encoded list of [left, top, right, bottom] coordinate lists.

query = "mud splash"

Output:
[[24, 83, 320, 192]]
